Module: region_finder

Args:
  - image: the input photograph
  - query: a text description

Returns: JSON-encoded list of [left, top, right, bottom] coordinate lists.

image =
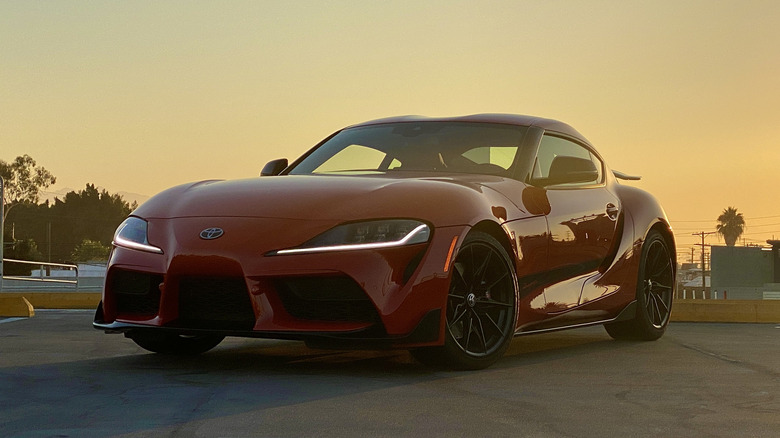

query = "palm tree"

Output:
[[716, 206, 745, 246]]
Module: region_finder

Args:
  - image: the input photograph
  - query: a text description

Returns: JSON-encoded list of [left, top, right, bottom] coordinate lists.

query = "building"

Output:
[[710, 243, 779, 300], [676, 262, 710, 299]]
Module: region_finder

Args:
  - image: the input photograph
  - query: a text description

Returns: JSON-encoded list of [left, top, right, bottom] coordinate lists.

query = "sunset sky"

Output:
[[2, 1, 779, 260]]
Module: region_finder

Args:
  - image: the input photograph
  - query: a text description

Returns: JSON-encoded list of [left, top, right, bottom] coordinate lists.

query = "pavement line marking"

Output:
[[0, 318, 26, 324], [35, 308, 93, 313]]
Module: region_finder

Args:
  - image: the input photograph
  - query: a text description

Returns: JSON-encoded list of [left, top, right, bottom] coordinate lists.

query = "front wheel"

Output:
[[412, 231, 518, 370], [605, 230, 674, 340], [129, 330, 224, 355]]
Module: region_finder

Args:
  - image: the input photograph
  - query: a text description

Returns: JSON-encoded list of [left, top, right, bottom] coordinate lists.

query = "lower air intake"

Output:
[[275, 276, 381, 324], [111, 270, 163, 317], [177, 277, 256, 330]]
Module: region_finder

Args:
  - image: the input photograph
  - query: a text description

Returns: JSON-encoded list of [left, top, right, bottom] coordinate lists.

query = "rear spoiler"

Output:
[[613, 170, 641, 181]]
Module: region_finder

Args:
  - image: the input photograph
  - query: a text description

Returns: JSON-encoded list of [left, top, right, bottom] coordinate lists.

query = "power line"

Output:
[[671, 214, 780, 223], [674, 223, 780, 233], [741, 230, 780, 236], [742, 214, 780, 220], [742, 222, 780, 228]]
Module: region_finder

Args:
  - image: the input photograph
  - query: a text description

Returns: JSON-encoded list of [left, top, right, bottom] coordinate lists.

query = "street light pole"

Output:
[[1, 175, 4, 291]]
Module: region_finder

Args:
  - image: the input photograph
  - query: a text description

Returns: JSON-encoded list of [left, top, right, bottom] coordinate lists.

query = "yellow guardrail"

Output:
[[671, 299, 780, 323], [0, 292, 100, 310]]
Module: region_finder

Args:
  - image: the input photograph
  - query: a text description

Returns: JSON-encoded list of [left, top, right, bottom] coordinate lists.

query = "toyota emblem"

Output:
[[199, 227, 224, 240]]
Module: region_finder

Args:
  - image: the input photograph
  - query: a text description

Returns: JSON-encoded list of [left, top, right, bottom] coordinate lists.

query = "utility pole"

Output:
[[692, 231, 716, 293], [46, 222, 52, 276], [689, 247, 696, 264]]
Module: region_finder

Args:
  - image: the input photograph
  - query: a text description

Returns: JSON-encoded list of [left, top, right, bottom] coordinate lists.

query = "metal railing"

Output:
[[1, 177, 84, 292], [1, 258, 79, 291], [674, 288, 709, 300]]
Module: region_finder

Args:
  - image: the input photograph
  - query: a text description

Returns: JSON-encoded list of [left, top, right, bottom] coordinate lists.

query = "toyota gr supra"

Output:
[[94, 114, 675, 370]]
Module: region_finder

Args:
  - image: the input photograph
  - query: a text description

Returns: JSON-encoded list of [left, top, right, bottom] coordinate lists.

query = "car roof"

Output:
[[347, 113, 589, 144]]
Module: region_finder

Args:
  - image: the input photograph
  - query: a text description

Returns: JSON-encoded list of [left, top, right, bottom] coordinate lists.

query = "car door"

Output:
[[528, 134, 621, 312]]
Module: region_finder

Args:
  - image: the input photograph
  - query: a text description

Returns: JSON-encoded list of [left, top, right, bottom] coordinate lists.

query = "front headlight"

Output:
[[270, 219, 431, 255], [113, 217, 164, 254]]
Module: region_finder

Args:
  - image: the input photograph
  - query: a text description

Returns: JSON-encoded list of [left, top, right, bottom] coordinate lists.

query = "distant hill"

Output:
[[116, 191, 151, 207]]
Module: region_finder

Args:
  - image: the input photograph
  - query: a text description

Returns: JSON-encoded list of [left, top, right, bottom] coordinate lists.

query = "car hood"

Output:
[[133, 173, 529, 226]]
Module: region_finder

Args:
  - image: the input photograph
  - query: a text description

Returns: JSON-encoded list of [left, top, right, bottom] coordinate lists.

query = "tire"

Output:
[[412, 231, 518, 370], [129, 330, 224, 355], [605, 230, 674, 341]]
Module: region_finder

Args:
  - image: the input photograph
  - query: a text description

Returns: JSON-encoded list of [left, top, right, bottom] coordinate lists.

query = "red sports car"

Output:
[[94, 114, 676, 370]]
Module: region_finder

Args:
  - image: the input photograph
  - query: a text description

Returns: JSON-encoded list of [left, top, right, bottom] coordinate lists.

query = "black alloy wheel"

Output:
[[412, 231, 517, 370], [605, 230, 674, 340]]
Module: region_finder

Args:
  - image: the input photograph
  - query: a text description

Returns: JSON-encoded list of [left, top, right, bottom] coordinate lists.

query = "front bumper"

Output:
[[97, 218, 469, 348], [94, 302, 442, 349]]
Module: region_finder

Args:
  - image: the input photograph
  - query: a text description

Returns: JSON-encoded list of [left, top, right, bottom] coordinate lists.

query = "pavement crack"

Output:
[[680, 343, 741, 363], [679, 342, 780, 378]]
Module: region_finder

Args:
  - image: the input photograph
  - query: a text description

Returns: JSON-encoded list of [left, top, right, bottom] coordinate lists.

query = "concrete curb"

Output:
[[0, 296, 36, 317], [671, 299, 780, 323], [2, 293, 779, 323]]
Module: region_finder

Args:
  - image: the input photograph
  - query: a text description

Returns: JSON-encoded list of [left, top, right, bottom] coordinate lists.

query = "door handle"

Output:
[[606, 203, 619, 220]]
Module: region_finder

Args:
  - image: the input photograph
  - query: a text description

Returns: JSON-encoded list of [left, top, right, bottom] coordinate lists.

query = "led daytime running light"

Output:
[[112, 217, 163, 254], [113, 235, 164, 254], [273, 224, 429, 255]]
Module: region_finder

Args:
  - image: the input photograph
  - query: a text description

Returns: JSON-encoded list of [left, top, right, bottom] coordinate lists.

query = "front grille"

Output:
[[111, 270, 163, 316], [275, 276, 381, 323], [176, 277, 256, 330]]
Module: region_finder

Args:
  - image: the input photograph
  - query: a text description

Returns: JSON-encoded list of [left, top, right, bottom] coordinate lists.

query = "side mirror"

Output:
[[261, 158, 288, 176]]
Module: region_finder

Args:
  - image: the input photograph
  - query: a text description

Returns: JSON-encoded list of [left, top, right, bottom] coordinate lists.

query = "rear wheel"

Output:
[[412, 231, 517, 370], [605, 230, 674, 340], [129, 331, 224, 355]]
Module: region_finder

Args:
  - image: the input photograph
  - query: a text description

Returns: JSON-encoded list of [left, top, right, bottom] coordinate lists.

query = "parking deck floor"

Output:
[[1, 310, 778, 437]]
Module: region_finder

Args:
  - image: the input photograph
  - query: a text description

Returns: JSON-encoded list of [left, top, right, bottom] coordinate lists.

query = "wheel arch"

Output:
[[649, 221, 675, 257], [615, 184, 676, 254], [470, 220, 515, 263]]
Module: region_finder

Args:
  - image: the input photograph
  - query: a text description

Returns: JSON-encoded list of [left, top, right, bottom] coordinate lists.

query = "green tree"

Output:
[[5, 184, 133, 263], [48, 184, 133, 262], [716, 206, 745, 246], [71, 239, 111, 263], [0, 154, 56, 222], [3, 238, 43, 275]]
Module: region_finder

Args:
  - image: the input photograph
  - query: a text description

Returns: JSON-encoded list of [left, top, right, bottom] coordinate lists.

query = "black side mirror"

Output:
[[261, 158, 288, 176]]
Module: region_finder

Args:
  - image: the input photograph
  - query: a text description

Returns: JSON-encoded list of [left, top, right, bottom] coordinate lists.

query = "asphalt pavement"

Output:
[[1, 310, 778, 437]]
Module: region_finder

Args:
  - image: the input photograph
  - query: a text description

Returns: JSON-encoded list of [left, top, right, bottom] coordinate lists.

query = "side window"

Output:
[[531, 135, 603, 187]]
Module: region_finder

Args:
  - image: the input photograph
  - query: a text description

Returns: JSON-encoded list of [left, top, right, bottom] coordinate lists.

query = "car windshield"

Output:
[[288, 122, 528, 177]]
